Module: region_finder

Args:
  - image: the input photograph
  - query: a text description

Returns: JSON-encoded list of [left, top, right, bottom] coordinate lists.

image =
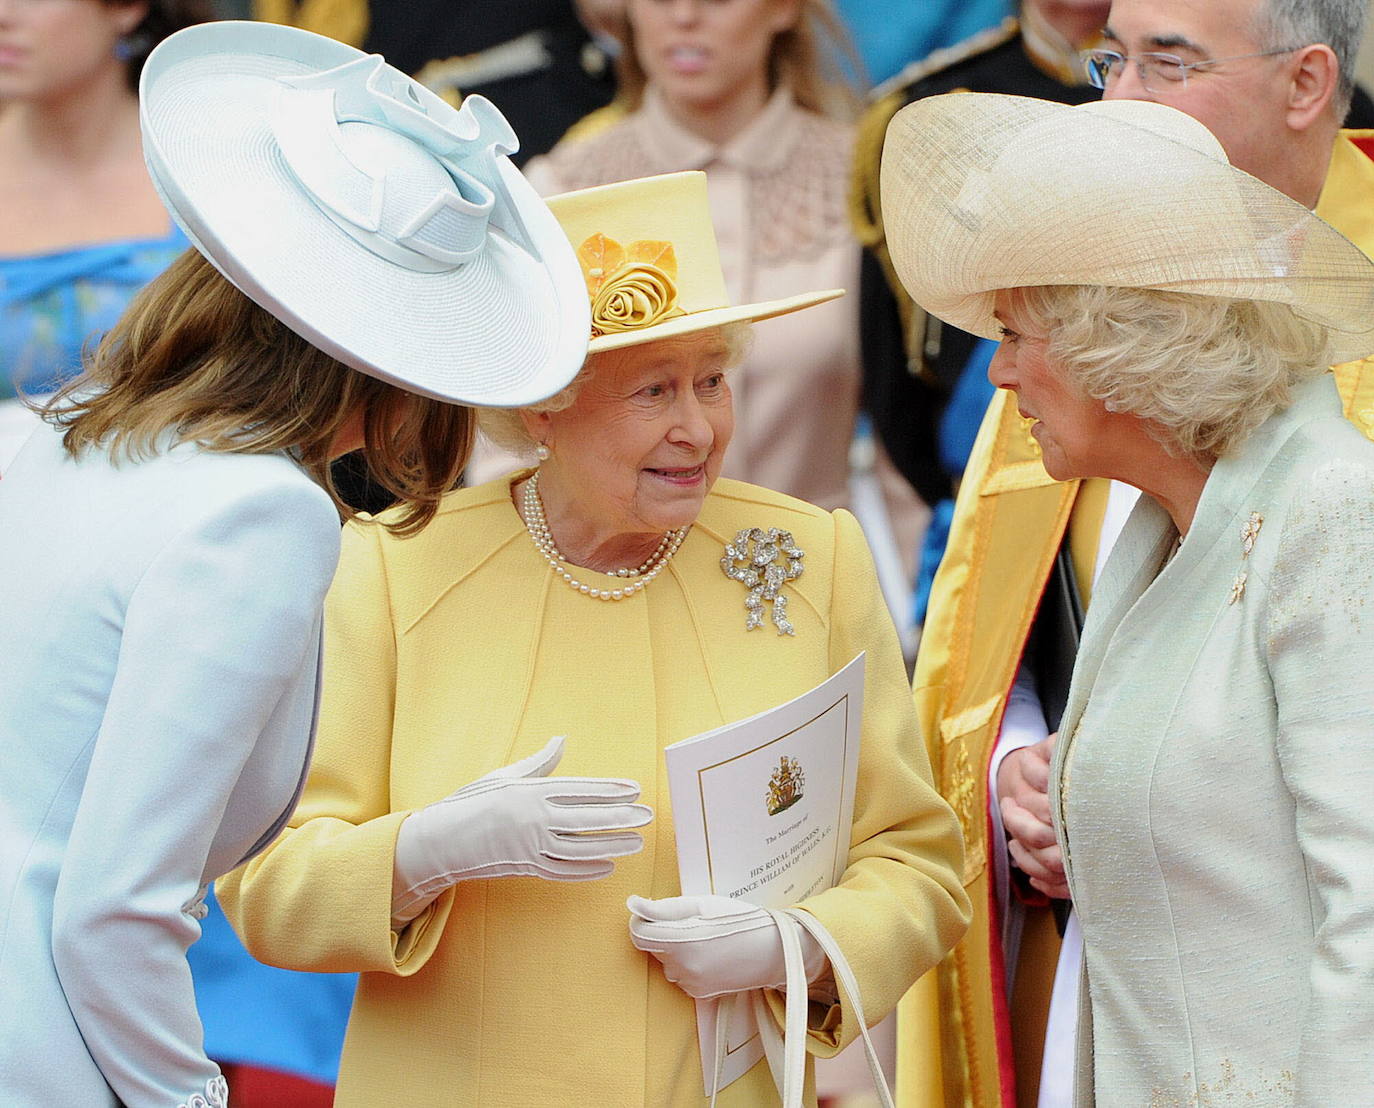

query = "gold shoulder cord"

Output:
[[848, 88, 901, 254], [558, 99, 631, 146], [848, 18, 1021, 384], [849, 87, 929, 378], [252, 0, 369, 48]]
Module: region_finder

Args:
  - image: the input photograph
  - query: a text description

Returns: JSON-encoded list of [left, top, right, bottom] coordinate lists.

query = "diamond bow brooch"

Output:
[[720, 527, 805, 635]]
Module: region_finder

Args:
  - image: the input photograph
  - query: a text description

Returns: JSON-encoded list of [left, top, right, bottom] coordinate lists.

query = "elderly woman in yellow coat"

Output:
[[218, 171, 969, 1107]]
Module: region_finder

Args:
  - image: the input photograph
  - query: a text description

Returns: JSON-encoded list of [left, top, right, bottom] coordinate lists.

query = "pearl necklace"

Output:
[[521, 471, 688, 601]]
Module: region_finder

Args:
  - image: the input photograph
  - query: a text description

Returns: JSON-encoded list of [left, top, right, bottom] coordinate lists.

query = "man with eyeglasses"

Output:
[[895, 2, 1374, 1108], [1092, 0, 1374, 206]]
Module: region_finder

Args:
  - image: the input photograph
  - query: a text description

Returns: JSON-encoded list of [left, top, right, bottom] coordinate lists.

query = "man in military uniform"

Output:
[[852, 0, 1111, 509], [893, 1, 1374, 1106]]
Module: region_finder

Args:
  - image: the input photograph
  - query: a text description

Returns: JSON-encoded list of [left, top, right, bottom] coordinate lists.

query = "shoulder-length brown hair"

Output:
[[44, 249, 473, 536], [613, 0, 864, 120]]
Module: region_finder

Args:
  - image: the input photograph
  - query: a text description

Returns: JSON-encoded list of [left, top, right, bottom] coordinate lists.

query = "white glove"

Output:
[[626, 894, 828, 999], [392, 736, 652, 927]]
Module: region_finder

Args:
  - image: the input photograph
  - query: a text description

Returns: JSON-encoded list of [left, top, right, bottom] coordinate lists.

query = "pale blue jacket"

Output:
[[0, 421, 340, 1106]]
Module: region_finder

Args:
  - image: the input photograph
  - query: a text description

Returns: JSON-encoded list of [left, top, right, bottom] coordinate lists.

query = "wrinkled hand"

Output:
[[392, 736, 652, 927], [627, 894, 827, 1000], [997, 733, 1069, 900]]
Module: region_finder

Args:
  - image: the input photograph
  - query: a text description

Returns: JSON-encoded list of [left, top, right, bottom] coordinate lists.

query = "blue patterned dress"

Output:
[[0, 225, 188, 400]]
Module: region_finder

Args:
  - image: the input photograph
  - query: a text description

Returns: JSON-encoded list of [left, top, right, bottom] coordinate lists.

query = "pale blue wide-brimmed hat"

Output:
[[140, 21, 590, 406]]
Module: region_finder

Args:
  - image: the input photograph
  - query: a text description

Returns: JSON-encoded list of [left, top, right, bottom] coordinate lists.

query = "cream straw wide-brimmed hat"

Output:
[[139, 21, 589, 406], [545, 172, 842, 353], [880, 93, 1374, 364]]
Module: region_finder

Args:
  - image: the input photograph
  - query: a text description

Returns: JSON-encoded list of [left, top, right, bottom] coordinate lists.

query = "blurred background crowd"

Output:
[[4, 1, 1374, 1105]]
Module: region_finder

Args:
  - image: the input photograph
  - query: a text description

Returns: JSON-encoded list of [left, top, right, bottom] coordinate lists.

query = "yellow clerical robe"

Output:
[[895, 129, 1374, 1108]]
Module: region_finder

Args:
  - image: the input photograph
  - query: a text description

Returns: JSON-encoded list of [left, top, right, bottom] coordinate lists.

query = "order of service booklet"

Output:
[[664, 652, 865, 1096]]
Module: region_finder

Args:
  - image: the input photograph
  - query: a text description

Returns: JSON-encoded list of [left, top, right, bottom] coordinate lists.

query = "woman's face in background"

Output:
[[0, 0, 145, 101], [627, 0, 800, 115], [528, 329, 736, 540]]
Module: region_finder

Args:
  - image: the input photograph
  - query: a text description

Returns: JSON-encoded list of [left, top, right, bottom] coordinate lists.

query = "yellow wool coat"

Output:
[[219, 476, 969, 1107]]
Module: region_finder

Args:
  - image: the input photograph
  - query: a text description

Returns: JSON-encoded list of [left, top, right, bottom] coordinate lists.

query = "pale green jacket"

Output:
[[1052, 374, 1374, 1106]]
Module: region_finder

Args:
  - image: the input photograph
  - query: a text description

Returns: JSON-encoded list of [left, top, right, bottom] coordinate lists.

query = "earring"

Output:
[[113, 33, 146, 63], [536, 443, 551, 462]]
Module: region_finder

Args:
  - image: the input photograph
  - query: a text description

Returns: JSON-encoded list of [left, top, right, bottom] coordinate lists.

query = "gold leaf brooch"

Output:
[[1230, 512, 1264, 605]]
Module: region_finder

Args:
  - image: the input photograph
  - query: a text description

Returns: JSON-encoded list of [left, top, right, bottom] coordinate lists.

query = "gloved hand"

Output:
[[392, 736, 652, 927], [627, 894, 829, 999]]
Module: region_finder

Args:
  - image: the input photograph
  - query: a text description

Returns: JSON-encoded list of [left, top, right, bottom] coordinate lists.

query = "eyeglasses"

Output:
[[1082, 47, 1299, 93]]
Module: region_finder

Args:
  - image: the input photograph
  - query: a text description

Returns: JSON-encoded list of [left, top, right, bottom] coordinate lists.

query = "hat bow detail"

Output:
[[271, 56, 526, 273]]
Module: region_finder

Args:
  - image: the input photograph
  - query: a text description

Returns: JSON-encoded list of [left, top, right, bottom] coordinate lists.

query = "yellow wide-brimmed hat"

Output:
[[880, 93, 1374, 364], [546, 171, 842, 353]]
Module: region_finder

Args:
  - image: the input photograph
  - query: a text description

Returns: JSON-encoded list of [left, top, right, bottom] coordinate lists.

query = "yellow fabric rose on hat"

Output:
[[578, 234, 686, 336]]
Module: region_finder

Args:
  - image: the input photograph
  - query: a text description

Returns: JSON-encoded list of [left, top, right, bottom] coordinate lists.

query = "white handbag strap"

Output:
[[707, 961, 804, 1108], [708, 994, 729, 1108], [781, 908, 895, 1108], [707, 909, 894, 1108], [772, 909, 811, 1107]]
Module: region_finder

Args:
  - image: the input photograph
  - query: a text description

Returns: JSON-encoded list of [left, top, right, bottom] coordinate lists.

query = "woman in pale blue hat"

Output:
[[0, 21, 591, 1108]]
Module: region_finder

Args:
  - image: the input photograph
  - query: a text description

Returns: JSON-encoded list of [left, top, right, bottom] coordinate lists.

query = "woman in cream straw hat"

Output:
[[218, 169, 971, 1107], [882, 91, 1374, 1104], [0, 20, 590, 1108]]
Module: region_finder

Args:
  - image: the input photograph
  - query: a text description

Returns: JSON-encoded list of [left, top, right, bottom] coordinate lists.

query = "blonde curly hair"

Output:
[[1013, 285, 1333, 460], [611, 0, 863, 121]]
